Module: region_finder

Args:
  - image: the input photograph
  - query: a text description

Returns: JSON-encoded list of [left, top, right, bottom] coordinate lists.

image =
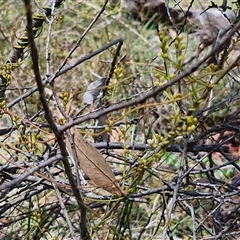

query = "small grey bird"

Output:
[[186, 9, 235, 63], [121, 0, 236, 63], [121, 0, 235, 33], [186, 9, 235, 40], [83, 78, 106, 105]]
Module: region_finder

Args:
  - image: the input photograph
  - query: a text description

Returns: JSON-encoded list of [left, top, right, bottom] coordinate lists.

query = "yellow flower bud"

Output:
[[173, 92, 182, 98], [187, 125, 196, 133], [179, 44, 186, 50]]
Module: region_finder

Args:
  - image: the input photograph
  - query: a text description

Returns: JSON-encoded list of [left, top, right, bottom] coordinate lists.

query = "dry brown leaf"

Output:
[[65, 126, 125, 196]]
